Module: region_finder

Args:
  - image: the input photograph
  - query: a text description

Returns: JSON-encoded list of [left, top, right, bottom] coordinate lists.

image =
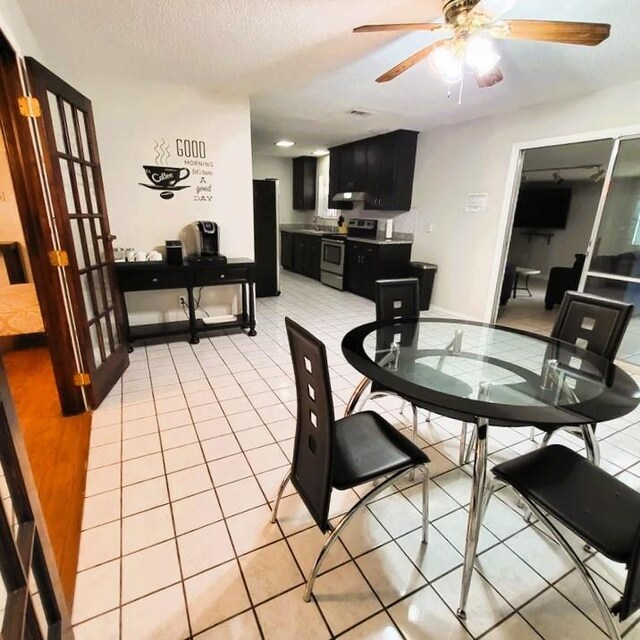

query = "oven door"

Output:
[[321, 240, 345, 275]]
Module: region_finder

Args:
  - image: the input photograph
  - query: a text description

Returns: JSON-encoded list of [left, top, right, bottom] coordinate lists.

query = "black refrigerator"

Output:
[[253, 179, 279, 297]]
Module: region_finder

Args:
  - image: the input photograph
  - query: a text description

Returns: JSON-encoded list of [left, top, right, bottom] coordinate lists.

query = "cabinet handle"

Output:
[[151, 277, 158, 283], [220, 274, 225, 279]]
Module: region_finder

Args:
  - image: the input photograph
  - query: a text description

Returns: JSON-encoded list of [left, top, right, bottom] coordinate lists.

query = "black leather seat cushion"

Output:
[[332, 411, 429, 490], [493, 445, 640, 563]]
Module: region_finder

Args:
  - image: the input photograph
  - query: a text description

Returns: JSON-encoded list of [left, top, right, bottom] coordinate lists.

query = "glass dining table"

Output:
[[341, 318, 640, 620]]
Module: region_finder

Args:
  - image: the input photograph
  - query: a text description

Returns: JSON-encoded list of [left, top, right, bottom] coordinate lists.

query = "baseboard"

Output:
[[427, 305, 479, 322]]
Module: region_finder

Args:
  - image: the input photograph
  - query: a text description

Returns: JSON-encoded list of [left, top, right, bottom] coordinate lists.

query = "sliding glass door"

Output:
[[581, 136, 640, 365]]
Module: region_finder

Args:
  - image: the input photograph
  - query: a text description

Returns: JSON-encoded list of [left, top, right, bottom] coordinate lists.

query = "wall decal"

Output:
[[139, 138, 214, 202]]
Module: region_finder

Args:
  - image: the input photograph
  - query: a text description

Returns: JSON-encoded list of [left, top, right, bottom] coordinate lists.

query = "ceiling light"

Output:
[[429, 37, 500, 86], [275, 140, 295, 148], [429, 44, 464, 84], [553, 171, 564, 184], [312, 149, 330, 156], [466, 37, 501, 77]]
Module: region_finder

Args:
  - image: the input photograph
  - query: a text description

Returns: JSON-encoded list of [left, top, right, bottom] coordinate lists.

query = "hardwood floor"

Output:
[[3, 346, 90, 606]]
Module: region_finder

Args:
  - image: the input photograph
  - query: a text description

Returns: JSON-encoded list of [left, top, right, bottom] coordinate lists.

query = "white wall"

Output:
[[0, 0, 41, 56], [507, 181, 602, 278], [411, 80, 640, 320], [75, 75, 254, 324]]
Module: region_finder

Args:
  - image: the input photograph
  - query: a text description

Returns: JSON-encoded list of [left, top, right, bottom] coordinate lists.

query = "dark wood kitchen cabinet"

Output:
[[292, 156, 317, 210], [345, 240, 412, 300], [280, 231, 294, 270], [328, 146, 354, 211], [329, 130, 418, 212], [292, 233, 322, 280]]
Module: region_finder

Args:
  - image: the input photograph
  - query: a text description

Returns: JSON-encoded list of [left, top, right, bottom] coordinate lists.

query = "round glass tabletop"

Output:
[[342, 318, 640, 427]]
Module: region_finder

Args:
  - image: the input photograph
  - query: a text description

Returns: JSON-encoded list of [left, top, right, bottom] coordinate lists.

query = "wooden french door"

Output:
[[0, 361, 72, 639], [25, 59, 128, 408]]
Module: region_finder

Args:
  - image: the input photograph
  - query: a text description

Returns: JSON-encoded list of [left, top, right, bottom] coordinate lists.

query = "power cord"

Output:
[[195, 287, 210, 318]]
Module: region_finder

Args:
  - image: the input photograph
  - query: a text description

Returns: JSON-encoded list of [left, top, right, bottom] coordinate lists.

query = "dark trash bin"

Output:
[[409, 261, 437, 311]]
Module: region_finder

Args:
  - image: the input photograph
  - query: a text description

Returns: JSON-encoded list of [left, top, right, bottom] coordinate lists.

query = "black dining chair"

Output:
[[492, 444, 640, 640], [346, 278, 423, 443], [459, 291, 633, 466], [271, 317, 430, 602], [530, 291, 633, 463]]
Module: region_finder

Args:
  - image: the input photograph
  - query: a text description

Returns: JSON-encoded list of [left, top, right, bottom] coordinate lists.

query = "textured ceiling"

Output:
[[17, 0, 640, 156]]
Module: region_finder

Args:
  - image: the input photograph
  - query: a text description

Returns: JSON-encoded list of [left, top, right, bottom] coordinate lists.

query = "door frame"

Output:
[[487, 123, 640, 323], [0, 30, 86, 414]]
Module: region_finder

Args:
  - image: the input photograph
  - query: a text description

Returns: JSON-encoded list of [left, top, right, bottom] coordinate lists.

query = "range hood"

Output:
[[332, 191, 371, 204]]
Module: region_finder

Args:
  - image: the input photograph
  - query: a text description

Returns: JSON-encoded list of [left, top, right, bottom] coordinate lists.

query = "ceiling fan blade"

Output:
[[492, 20, 611, 46], [472, 0, 519, 18], [376, 40, 450, 83], [475, 66, 504, 88], [354, 23, 444, 33]]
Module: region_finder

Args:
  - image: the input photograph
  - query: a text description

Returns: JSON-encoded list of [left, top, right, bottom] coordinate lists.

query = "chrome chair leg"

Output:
[[409, 404, 420, 481], [582, 423, 601, 466], [345, 376, 371, 416], [459, 423, 468, 466], [529, 426, 536, 441], [270, 468, 292, 524], [457, 418, 488, 620], [303, 464, 428, 602], [421, 464, 430, 544], [464, 426, 477, 465], [517, 493, 621, 640]]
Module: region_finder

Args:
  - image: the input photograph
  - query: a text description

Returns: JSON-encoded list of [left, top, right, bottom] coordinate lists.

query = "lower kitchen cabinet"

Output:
[[290, 233, 321, 281], [345, 241, 412, 300], [280, 231, 294, 270]]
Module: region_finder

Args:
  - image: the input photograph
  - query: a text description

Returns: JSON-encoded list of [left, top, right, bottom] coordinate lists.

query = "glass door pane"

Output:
[[589, 138, 640, 277], [584, 136, 640, 365]]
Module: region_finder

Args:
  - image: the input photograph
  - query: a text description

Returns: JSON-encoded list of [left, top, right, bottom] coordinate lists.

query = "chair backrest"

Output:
[[285, 317, 335, 533], [551, 291, 633, 362], [375, 278, 420, 323]]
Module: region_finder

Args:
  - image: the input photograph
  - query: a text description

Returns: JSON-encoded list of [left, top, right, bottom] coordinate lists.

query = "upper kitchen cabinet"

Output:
[[328, 145, 354, 210], [292, 156, 317, 210], [329, 130, 419, 211]]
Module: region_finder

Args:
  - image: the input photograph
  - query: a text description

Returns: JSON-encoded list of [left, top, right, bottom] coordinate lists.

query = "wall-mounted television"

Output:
[[513, 187, 572, 229]]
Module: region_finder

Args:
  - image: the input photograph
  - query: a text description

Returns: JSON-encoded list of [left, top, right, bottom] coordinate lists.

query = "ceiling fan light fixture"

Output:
[[590, 166, 606, 183], [275, 140, 295, 148], [465, 36, 501, 77], [553, 171, 564, 184], [429, 44, 464, 84]]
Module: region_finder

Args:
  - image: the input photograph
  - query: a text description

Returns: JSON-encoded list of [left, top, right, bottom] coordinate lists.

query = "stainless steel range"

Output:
[[320, 219, 378, 290], [320, 235, 346, 290]]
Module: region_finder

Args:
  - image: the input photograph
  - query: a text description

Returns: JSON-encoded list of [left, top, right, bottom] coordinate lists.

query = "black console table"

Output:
[[114, 259, 257, 348]]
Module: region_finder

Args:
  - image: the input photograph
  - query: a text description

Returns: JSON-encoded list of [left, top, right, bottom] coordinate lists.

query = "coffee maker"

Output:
[[189, 221, 227, 263]]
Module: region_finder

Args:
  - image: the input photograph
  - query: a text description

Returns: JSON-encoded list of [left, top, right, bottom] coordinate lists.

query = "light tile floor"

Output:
[[75, 270, 640, 639]]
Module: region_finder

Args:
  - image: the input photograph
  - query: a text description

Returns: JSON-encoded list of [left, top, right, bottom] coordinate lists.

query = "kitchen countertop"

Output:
[[346, 237, 412, 245], [281, 228, 412, 245]]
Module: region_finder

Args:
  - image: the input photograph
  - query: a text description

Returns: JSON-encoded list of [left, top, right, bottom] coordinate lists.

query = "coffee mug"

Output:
[[133, 252, 148, 262], [125, 248, 136, 261], [143, 165, 190, 188], [147, 251, 163, 262]]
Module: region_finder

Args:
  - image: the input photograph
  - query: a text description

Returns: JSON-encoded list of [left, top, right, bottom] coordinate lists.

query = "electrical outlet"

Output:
[[178, 296, 187, 306]]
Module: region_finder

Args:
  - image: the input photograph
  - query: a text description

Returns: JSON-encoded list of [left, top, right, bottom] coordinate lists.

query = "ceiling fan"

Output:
[[354, 0, 611, 87]]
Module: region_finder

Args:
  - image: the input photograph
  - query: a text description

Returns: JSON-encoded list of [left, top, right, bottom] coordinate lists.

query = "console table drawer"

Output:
[[193, 268, 248, 286], [120, 270, 186, 292]]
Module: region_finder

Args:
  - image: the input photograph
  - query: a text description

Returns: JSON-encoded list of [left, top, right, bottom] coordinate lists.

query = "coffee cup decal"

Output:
[[143, 166, 190, 188], [139, 138, 192, 199]]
